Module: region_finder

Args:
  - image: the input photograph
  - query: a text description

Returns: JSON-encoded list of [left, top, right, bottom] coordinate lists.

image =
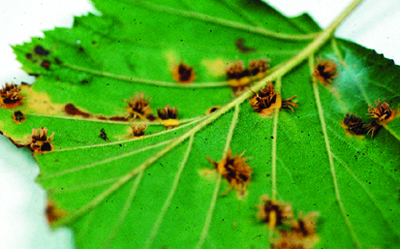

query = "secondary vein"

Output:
[[309, 55, 361, 248]]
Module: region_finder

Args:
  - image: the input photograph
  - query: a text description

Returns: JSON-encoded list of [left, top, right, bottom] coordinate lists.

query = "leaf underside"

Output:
[[1, 0, 399, 248]]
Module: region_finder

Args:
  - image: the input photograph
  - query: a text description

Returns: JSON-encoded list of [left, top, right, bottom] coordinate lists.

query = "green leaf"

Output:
[[1, 0, 399, 248]]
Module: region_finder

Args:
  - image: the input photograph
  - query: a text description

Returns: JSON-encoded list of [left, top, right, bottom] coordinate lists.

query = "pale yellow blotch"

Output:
[[163, 50, 179, 71], [162, 119, 179, 128], [201, 58, 226, 77], [198, 168, 218, 181], [20, 85, 64, 115]]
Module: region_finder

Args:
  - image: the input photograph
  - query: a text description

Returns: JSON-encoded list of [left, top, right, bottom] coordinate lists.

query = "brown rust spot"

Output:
[[41, 60, 51, 70], [289, 212, 319, 238], [64, 103, 91, 118], [1, 83, 23, 109], [341, 113, 367, 136], [130, 124, 147, 137], [256, 195, 294, 228], [206, 106, 221, 114], [249, 82, 297, 117], [172, 62, 196, 83], [12, 110, 26, 124], [109, 116, 128, 121], [125, 92, 152, 120], [27, 127, 54, 153], [226, 59, 270, 94], [366, 100, 396, 137], [236, 38, 256, 53], [206, 150, 252, 198], [45, 201, 66, 224], [313, 59, 339, 85], [248, 59, 270, 80], [226, 60, 251, 91], [273, 212, 320, 249], [157, 105, 179, 129]]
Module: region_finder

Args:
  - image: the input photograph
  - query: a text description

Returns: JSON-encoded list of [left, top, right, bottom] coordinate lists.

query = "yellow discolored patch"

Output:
[[201, 58, 226, 77], [198, 168, 218, 181], [163, 50, 180, 72], [161, 118, 180, 128], [20, 84, 64, 115]]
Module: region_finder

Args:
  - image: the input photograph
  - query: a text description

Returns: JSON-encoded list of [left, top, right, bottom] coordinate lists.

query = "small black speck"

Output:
[[99, 128, 109, 141], [271, 136, 274, 139], [369, 182, 371, 184], [119, 144, 122, 147], [266, 174, 270, 177]]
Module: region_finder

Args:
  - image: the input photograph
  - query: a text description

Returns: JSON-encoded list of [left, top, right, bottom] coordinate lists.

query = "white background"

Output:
[[0, 1, 399, 248]]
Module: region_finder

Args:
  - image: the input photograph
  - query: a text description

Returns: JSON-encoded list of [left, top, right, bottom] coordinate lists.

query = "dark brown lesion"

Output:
[[249, 82, 297, 117], [273, 212, 320, 249], [206, 106, 221, 114], [172, 62, 196, 83], [98, 128, 109, 141], [341, 113, 368, 136], [226, 59, 270, 94], [0, 83, 23, 109], [64, 103, 91, 118], [255, 195, 320, 249], [130, 124, 147, 137], [34, 45, 50, 56], [256, 195, 294, 228], [235, 38, 256, 53], [125, 92, 152, 120], [206, 150, 252, 198], [12, 110, 26, 124], [157, 105, 179, 129], [313, 59, 339, 85], [45, 201, 66, 224], [365, 100, 396, 136], [248, 59, 269, 79], [27, 127, 54, 153], [40, 60, 51, 70]]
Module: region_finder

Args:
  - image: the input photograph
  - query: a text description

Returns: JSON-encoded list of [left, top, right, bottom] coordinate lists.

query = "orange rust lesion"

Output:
[[256, 195, 294, 228], [367, 100, 396, 125], [256, 195, 320, 249], [11, 110, 26, 124], [206, 150, 252, 198], [273, 212, 320, 249], [366, 100, 397, 137], [0, 83, 23, 109], [125, 92, 152, 120], [226, 59, 270, 94], [45, 201, 66, 224], [130, 124, 147, 138], [172, 62, 196, 84], [249, 82, 297, 117], [313, 58, 339, 85], [157, 105, 179, 129], [27, 127, 54, 153]]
